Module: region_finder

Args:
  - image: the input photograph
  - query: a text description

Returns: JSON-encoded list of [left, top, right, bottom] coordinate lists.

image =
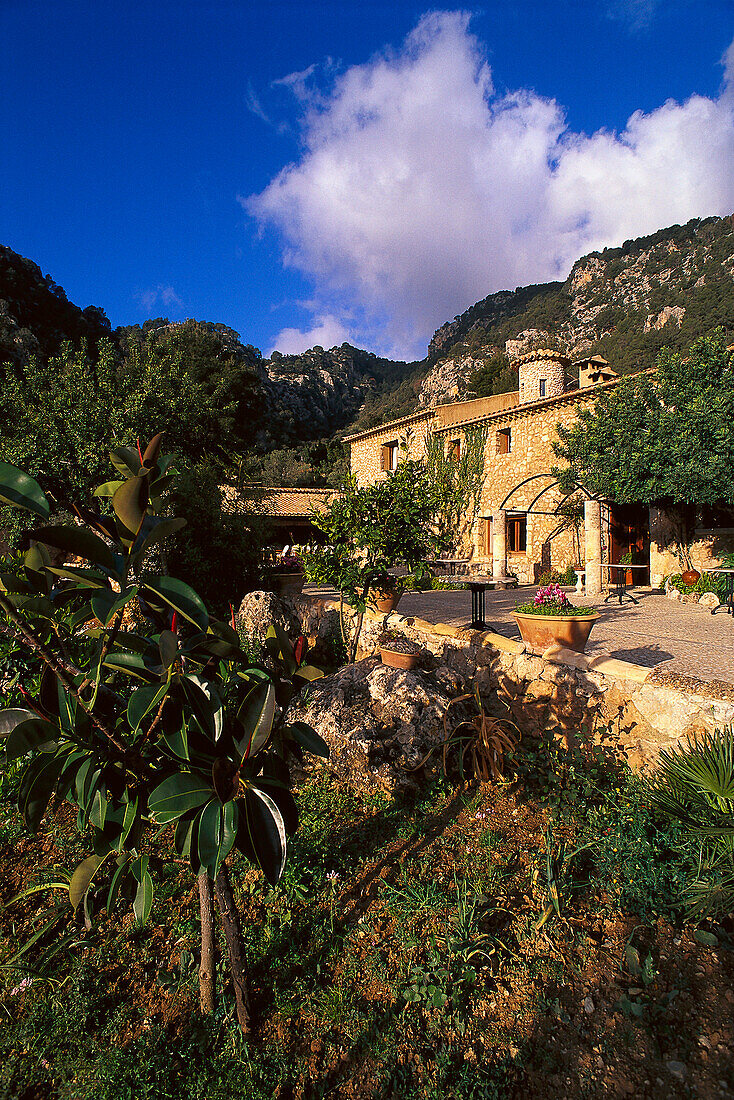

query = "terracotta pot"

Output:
[[513, 611, 599, 654], [380, 647, 419, 670], [269, 572, 305, 596], [681, 569, 701, 585], [369, 585, 402, 614]]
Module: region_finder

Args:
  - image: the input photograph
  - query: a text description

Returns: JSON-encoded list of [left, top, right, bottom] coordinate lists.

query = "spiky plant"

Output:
[[650, 727, 734, 917]]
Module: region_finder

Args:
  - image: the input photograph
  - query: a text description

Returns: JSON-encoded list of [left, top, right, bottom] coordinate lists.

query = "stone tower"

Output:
[[514, 348, 569, 405]]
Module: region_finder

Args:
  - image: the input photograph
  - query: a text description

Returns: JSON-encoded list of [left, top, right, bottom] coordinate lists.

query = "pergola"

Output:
[[488, 473, 605, 595]]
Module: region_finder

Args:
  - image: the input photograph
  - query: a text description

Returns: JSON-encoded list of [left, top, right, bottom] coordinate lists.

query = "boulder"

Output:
[[285, 658, 467, 789], [236, 590, 301, 647], [698, 591, 720, 610]]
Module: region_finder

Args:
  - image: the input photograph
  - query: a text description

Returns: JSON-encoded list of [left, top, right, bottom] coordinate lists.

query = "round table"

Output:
[[602, 563, 648, 605]]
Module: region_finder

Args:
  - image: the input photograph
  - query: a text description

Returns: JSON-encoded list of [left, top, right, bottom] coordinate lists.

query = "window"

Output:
[[380, 440, 399, 471], [448, 439, 461, 461], [497, 428, 512, 454], [507, 513, 527, 553], [539, 378, 546, 398]]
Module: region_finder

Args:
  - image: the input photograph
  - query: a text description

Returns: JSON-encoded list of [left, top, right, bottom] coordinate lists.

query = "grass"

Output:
[[1, 740, 732, 1100]]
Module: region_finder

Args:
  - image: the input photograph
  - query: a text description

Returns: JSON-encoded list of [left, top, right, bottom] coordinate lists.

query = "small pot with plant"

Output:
[[379, 629, 423, 670], [267, 553, 305, 596], [513, 583, 598, 654], [369, 573, 404, 614]]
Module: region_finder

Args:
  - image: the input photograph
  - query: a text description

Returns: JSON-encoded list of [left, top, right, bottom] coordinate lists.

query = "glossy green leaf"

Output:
[[45, 565, 109, 589], [141, 576, 209, 631], [182, 675, 222, 740], [198, 799, 237, 879], [148, 772, 213, 823], [33, 525, 117, 572], [120, 797, 138, 848], [133, 871, 153, 925], [109, 446, 141, 478], [238, 682, 275, 761], [106, 859, 130, 913], [127, 683, 168, 732], [0, 708, 36, 740], [69, 853, 105, 911], [0, 461, 49, 518], [288, 721, 330, 759], [93, 479, 125, 499], [241, 786, 286, 886], [113, 475, 149, 536], [6, 718, 59, 763], [103, 651, 157, 682], [294, 664, 324, 683], [90, 587, 138, 627], [159, 630, 179, 670]]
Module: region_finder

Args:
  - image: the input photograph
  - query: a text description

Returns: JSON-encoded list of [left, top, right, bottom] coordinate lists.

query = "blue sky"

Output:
[[2, 1, 734, 360]]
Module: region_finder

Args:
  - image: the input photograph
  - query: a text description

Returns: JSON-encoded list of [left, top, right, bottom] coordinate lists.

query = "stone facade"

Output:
[[347, 376, 606, 583], [347, 355, 734, 589]]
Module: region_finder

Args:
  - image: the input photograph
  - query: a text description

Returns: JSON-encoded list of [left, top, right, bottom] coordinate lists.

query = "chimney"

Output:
[[577, 355, 618, 389], [513, 348, 569, 405]]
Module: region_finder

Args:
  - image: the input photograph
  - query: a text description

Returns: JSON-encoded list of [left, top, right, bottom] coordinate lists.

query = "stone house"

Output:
[[347, 349, 734, 592]]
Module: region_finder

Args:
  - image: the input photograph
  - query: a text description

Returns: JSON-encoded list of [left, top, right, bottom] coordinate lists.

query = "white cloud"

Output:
[[269, 314, 353, 356], [135, 284, 184, 314], [246, 11, 734, 360]]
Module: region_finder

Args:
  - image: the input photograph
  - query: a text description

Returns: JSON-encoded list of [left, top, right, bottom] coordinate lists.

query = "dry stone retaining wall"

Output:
[[255, 593, 734, 772]]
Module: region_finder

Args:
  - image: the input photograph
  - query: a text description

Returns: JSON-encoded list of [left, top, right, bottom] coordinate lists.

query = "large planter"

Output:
[[380, 647, 419, 671], [369, 585, 402, 614], [269, 572, 305, 597], [513, 611, 599, 654]]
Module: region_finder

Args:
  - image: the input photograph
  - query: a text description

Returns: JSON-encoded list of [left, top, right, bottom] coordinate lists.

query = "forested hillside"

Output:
[[2, 214, 734, 485]]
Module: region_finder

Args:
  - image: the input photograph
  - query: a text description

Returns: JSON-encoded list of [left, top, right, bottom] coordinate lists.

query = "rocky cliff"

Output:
[[419, 214, 734, 406]]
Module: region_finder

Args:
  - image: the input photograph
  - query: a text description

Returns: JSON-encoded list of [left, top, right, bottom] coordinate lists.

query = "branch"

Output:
[[0, 592, 127, 755]]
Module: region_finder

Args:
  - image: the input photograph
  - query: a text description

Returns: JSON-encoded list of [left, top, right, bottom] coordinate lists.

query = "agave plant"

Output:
[[0, 438, 327, 1034], [650, 727, 734, 917]]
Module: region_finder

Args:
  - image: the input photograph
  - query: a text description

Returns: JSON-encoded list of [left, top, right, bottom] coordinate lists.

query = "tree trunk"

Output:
[[214, 864, 251, 1035], [197, 871, 216, 1015]]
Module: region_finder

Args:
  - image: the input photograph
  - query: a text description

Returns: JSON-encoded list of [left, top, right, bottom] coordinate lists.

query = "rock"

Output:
[[666, 1060, 687, 1080], [236, 590, 302, 650], [583, 996, 595, 1015], [284, 657, 468, 789], [699, 591, 720, 610], [666, 587, 682, 601]]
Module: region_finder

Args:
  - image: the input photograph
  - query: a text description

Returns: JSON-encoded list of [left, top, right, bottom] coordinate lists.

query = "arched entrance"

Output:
[[489, 474, 608, 595]]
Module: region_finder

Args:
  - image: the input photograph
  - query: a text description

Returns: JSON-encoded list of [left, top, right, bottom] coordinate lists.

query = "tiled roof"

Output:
[[223, 485, 338, 517], [343, 409, 434, 443]]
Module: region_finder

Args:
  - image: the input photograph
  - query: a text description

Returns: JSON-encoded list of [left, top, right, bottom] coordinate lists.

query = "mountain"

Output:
[[3, 213, 734, 472], [419, 213, 734, 406], [0, 245, 113, 365]]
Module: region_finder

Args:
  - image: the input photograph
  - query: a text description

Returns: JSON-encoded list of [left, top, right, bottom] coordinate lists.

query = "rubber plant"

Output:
[[0, 438, 327, 1035]]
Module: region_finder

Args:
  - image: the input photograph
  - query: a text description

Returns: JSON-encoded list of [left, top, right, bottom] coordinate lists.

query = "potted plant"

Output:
[[513, 583, 599, 654], [369, 572, 404, 613], [379, 629, 423, 670], [267, 552, 305, 596]]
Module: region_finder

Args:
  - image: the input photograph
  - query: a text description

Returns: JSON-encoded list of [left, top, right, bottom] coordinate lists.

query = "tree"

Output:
[[552, 331, 734, 562], [424, 425, 488, 554], [302, 461, 443, 661], [0, 440, 327, 1036]]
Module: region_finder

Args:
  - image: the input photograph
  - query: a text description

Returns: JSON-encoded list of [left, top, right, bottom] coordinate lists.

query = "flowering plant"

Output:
[[269, 553, 303, 574], [516, 583, 595, 617]]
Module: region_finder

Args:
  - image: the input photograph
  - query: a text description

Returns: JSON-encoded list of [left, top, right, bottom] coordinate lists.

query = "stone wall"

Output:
[[346, 411, 433, 486], [270, 593, 734, 772]]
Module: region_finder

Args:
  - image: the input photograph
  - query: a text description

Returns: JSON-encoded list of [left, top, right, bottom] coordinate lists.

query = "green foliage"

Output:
[[166, 459, 264, 615], [650, 727, 734, 917], [424, 426, 488, 553], [0, 443, 327, 932], [302, 461, 444, 659], [0, 322, 265, 549], [553, 330, 734, 506]]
